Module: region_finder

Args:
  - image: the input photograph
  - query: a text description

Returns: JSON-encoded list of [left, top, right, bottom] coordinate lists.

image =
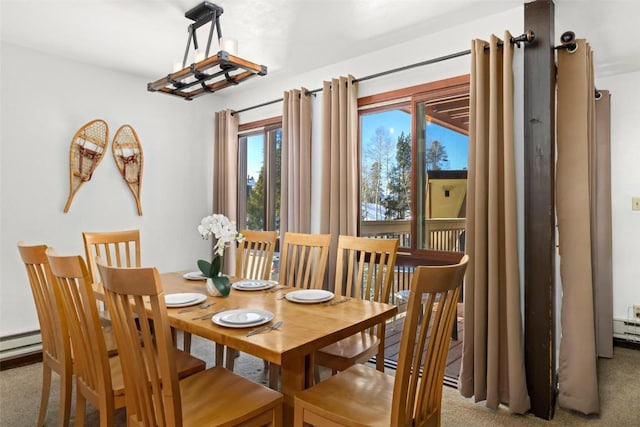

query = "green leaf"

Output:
[[197, 259, 212, 277], [211, 276, 231, 297], [211, 255, 223, 276]]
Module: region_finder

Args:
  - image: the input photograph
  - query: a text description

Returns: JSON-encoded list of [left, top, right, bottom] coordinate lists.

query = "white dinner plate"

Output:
[[285, 289, 335, 304], [232, 280, 276, 291], [164, 293, 207, 308], [212, 308, 274, 328], [183, 271, 207, 281]]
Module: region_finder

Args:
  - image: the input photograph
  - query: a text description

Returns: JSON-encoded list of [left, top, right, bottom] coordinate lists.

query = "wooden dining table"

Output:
[[160, 272, 398, 425]]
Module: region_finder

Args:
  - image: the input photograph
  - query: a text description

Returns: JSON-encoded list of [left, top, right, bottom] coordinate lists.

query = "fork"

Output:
[[178, 301, 214, 314], [325, 297, 351, 306], [246, 320, 283, 337]]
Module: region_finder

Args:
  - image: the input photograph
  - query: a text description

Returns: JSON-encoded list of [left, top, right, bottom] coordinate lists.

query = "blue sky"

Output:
[[245, 109, 469, 183], [361, 109, 468, 170]]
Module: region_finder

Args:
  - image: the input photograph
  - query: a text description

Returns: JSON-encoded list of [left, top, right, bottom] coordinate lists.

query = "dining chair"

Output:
[[82, 229, 141, 289], [46, 248, 128, 427], [258, 231, 331, 388], [278, 232, 331, 289], [83, 229, 188, 351], [236, 229, 278, 280], [314, 235, 399, 381], [46, 250, 206, 426], [294, 254, 469, 427], [97, 260, 284, 427], [17, 242, 72, 427], [217, 229, 278, 369]]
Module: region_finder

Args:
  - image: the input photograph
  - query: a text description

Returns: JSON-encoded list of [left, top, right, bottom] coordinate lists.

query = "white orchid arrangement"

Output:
[[197, 214, 244, 297]]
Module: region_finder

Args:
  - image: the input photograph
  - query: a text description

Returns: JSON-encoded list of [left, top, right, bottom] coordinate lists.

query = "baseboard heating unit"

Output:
[[0, 331, 42, 361], [613, 318, 640, 344]]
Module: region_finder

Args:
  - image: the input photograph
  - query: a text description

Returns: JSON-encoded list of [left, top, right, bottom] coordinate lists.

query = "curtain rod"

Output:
[[231, 31, 534, 116]]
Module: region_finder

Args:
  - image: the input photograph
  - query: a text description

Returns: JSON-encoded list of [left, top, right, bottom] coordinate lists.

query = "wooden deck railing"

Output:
[[361, 218, 466, 253], [360, 218, 466, 304]]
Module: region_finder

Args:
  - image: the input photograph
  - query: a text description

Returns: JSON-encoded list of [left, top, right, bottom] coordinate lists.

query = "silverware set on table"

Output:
[[246, 320, 283, 337], [324, 297, 351, 306], [177, 302, 214, 314]]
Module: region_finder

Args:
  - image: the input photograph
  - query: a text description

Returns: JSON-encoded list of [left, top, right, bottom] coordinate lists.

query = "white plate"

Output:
[[285, 289, 335, 304], [212, 309, 274, 328], [183, 271, 207, 281], [232, 280, 276, 291], [164, 293, 207, 308]]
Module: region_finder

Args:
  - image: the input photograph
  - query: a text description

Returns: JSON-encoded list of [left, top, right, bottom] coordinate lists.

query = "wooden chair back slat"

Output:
[[235, 230, 277, 280], [279, 232, 331, 289]]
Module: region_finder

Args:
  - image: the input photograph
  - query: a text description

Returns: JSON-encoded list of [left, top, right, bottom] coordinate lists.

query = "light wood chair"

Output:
[[46, 250, 206, 426], [260, 232, 331, 388], [278, 232, 331, 289], [82, 229, 141, 290], [294, 254, 469, 427], [236, 229, 277, 280], [314, 236, 399, 381], [46, 248, 128, 427], [83, 229, 187, 352], [17, 242, 72, 427], [217, 230, 278, 369], [97, 260, 283, 427]]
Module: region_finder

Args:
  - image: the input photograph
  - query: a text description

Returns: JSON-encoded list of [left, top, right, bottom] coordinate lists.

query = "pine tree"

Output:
[[385, 131, 412, 219]]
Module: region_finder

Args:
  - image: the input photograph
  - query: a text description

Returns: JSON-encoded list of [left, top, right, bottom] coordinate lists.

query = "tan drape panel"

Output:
[[458, 33, 530, 414], [213, 110, 238, 273], [594, 91, 613, 359], [319, 76, 359, 286], [281, 89, 312, 234], [556, 39, 606, 415]]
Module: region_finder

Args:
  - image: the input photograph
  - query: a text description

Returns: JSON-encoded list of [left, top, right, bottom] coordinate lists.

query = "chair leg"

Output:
[[58, 369, 72, 427], [75, 392, 86, 427], [37, 364, 52, 427]]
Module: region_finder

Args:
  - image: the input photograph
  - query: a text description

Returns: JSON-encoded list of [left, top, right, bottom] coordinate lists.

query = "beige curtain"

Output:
[[319, 76, 359, 285], [594, 90, 613, 360], [458, 33, 530, 414], [281, 89, 312, 234], [556, 39, 610, 415], [213, 109, 238, 273]]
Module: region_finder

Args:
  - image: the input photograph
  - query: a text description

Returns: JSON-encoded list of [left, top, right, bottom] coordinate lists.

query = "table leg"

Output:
[[280, 355, 309, 425]]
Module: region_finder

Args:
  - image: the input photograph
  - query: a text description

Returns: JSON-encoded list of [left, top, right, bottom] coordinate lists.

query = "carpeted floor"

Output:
[[1, 336, 638, 426]]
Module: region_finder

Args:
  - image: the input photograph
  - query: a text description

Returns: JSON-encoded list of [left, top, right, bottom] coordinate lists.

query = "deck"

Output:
[[382, 303, 463, 387]]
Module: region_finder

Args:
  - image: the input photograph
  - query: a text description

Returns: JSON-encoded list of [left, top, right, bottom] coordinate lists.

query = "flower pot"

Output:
[[205, 277, 231, 297]]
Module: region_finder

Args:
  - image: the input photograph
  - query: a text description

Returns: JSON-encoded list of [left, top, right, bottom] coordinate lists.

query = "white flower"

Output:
[[198, 214, 244, 256]]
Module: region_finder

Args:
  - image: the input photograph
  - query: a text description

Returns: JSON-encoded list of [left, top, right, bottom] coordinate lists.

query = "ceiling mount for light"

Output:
[[147, 1, 267, 101]]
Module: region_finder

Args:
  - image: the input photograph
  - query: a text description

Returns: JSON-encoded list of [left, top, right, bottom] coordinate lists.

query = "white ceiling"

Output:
[[2, 0, 639, 85]]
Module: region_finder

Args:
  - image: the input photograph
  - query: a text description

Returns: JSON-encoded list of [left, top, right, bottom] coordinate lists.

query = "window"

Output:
[[359, 75, 469, 253], [237, 118, 282, 234]]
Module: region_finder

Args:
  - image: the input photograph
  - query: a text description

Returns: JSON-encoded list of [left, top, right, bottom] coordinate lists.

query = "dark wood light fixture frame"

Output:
[[147, 1, 267, 101]]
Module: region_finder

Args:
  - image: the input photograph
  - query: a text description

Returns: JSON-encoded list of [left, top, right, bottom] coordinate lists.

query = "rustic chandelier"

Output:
[[147, 1, 267, 101]]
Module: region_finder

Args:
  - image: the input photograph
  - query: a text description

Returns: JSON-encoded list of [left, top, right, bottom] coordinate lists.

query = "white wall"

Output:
[[598, 71, 640, 321], [0, 43, 218, 336]]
